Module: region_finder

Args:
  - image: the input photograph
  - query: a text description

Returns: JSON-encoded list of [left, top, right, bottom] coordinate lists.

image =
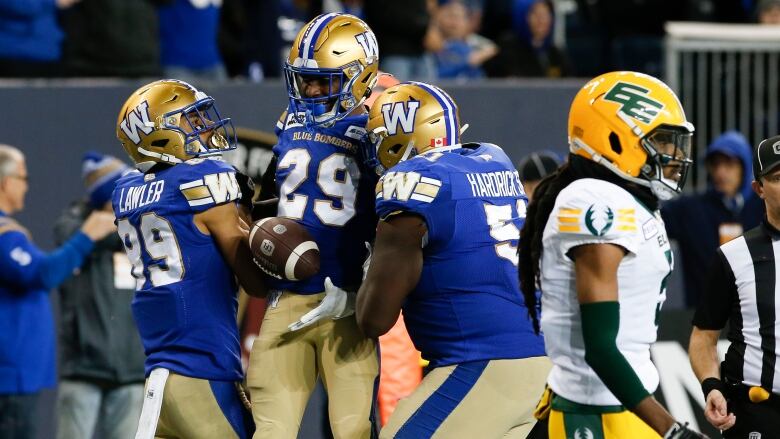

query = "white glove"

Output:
[[287, 277, 356, 332], [362, 241, 373, 281]]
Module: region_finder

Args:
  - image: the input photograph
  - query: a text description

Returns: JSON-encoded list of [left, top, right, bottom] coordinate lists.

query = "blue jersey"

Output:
[[269, 110, 376, 293], [112, 159, 243, 381], [375, 143, 545, 367], [158, 0, 222, 69]]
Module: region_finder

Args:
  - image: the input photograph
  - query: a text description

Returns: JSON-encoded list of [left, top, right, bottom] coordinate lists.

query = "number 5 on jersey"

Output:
[[484, 200, 527, 266]]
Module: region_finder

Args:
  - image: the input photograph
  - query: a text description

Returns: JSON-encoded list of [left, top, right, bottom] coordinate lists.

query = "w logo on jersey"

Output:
[[355, 31, 379, 61], [603, 82, 664, 124], [382, 100, 420, 135], [120, 101, 154, 145]]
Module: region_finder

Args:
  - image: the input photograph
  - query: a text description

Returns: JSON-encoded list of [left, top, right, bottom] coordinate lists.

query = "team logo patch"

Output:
[[273, 224, 287, 235], [261, 239, 275, 256], [603, 81, 665, 124], [574, 427, 594, 439], [749, 432, 761, 439], [355, 31, 379, 61], [585, 204, 614, 236]]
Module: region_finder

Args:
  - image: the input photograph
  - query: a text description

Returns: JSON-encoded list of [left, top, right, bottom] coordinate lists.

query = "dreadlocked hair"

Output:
[[518, 161, 577, 334]]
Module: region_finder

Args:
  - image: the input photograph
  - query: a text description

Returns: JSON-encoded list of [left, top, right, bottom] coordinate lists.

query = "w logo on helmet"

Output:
[[382, 100, 420, 135], [120, 101, 154, 145], [355, 31, 379, 61], [603, 82, 665, 124]]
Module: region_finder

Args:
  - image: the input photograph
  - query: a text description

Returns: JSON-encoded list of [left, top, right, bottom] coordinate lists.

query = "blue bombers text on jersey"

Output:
[[269, 109, 377, 293], [375, 143, 546, 368], [112, 158, 243, 380]]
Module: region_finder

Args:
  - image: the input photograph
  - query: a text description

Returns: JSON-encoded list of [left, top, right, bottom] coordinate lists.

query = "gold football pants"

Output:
[[247, 291, 379, 439]]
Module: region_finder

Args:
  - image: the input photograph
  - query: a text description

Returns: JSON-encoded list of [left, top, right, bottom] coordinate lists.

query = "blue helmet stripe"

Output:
[[411, 82, 459, 144], [299, 13, 339, 61]]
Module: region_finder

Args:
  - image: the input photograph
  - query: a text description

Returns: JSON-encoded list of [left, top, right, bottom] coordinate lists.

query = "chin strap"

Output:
[[137, 147, 183, 166]]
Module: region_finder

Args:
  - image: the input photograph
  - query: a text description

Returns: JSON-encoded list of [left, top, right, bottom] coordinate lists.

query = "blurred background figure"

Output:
[[662, 131, 765, 308], [758, 0, 780, 24], [482, 0, 570, 77], [158, 0, 227, 83], [0, 0, 81, 78], [365, 0, 440, 81], [0, 144, 116, 439], [517, 151, 561, 202], [55, 152, 145, 439], [434, 0, 497, 80], [60, 0, 164, 78]]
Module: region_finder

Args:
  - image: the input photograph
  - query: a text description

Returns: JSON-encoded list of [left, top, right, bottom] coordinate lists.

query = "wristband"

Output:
[[701, 377, 726, 401]]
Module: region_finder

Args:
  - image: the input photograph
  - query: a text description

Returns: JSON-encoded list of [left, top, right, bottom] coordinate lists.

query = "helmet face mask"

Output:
[[117, 80, 236, 171], [285, 13, 379, 128], [640, 125, 693, 199]]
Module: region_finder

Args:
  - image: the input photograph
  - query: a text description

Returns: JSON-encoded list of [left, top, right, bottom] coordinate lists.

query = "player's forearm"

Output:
[[689, 326, 721, 382]]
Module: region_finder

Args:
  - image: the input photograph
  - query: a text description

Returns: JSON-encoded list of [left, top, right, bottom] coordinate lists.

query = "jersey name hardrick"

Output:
[[112, 158, 243, 381], [375, 143, 546, 368], [270, 109, 376, 293], [540, 178, 672, 406]]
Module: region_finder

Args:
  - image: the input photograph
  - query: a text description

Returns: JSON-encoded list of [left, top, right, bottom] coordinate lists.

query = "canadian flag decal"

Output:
[[430, 137, 447, 147]]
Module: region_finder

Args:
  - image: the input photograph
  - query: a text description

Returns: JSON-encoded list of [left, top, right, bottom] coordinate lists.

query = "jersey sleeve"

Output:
[[546, 179, 643, 258], [176, 159, 242, 213], [274, 110, 288, 136], [375, 159, 451, 244]]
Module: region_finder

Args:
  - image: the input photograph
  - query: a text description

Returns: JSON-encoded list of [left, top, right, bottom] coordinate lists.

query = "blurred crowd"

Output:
[[2, 0, 780, 83]]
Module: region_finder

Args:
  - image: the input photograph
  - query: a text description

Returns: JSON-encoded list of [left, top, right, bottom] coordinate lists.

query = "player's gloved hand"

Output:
[[287, 277, 356, 332], [663, 422, 709, 439], [251, 198, 279, 222], [362, 242, 372, 281], [234, 169, 256, 210]]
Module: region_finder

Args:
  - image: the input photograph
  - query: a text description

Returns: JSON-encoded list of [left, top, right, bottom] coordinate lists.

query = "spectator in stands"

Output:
[[434, 0, 497, 80], [60, 0, 164, 78], [758, 0, 780, 24], [517, 150, 561, 202], [662, 131, 764, 308], [483, 0, 570, 77], [159, 0, 227, 83], [0, 144, 116, 439], [55, 152, 145, 439], [365, 0, 441, 81], [0, 0, 81, 78]]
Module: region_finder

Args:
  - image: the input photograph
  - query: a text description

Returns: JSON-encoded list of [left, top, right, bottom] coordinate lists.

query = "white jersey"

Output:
[[539, 178, 672, 406]]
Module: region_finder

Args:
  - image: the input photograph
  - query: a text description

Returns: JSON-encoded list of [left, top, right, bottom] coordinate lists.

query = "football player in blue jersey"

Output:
[[114, 79, 266, 439], [245, 13, 381, 439], [356, 81, 550, 438]]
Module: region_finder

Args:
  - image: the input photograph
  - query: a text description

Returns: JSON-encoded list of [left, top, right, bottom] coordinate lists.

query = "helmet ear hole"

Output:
[[151, 139, 169, 148], [608, 132, 622, 154], [389, 144, 404, 155]]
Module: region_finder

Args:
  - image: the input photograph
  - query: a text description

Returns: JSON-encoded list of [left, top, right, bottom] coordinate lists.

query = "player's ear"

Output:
[[752, 179, 765, 199]]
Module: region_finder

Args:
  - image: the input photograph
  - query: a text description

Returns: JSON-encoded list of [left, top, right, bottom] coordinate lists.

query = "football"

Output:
[[249, 217, 320, 281]]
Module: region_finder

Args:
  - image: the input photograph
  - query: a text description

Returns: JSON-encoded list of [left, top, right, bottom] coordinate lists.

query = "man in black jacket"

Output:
[[55, 152, 145, 439]]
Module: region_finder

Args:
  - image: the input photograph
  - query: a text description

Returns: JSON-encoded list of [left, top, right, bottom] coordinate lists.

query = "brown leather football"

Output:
[[249, 217, 320, 281]]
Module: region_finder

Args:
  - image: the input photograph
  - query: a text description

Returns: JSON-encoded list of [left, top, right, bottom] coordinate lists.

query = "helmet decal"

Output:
[[119, 101, 153, 145], [603, 82, 665, 125], [355, 31, 379, 60], [381, 100, 420, 135], [298, 13, 339, 61], [410, 82, 459, 144]]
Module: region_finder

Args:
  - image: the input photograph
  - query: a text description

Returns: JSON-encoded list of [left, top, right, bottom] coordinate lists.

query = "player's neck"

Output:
[[766, 208, 780, 232]]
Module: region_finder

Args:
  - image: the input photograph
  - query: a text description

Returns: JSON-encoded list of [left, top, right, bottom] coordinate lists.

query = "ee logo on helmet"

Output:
[[603, 82, 665, 125], [381, 100, 420, 135], [120, 101, 154, 145], [355, 31, 379, 61]]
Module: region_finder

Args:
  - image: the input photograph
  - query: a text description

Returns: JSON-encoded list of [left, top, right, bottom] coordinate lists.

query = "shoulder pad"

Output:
[[552, 179, 639, 238], [0, 217, 31, 238]]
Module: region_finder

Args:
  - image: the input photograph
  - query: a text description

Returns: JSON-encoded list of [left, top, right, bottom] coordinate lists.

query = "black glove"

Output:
[[234, 170, 256, 210], [663, 422, 709, 439], [251, 198, 278, 222]]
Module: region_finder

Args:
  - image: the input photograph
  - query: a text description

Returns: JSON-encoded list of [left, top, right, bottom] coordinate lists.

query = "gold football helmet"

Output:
[[285, 13, 379, 127], [365, 81, 463, 174], [116, 79, 236, 172], [568, 71, 695, 200]]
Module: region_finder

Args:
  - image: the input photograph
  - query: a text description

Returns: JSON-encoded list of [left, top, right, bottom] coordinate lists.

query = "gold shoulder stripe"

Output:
[[559, 207, 582, 215], [413, 182, 440, 198], [617, 208, 635, 215], [559, 225, 581, 233], [557, 216, 579, 224], [181, 186, 211, 201], [616, 225, 637, 231]]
